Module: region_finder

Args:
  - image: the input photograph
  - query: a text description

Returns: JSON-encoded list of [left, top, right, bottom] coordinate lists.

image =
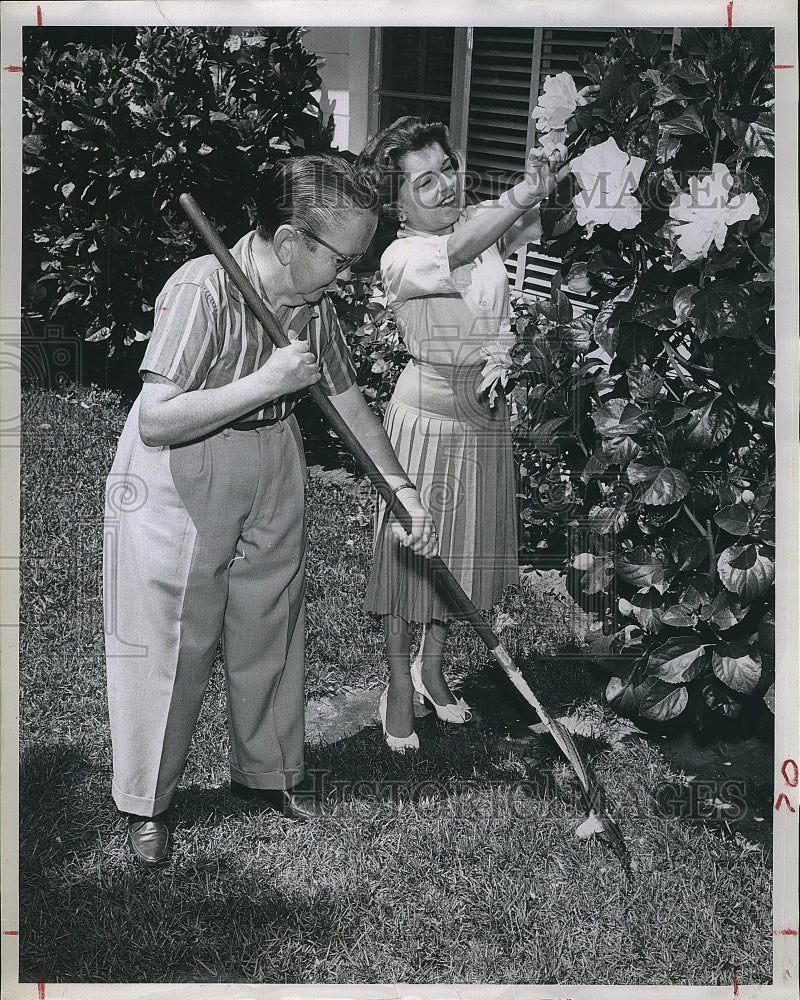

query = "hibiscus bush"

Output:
[[330, 271, 410, 417], [489, 27, 775, 735]]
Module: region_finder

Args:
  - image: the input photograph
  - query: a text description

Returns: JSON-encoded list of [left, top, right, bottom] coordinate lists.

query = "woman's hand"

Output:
[[258, 339, 321, 396], [520, 145, 568, 204], [566, 84, 600, 137], [390, 488, 439, 558], [576, 83, 600, 107]]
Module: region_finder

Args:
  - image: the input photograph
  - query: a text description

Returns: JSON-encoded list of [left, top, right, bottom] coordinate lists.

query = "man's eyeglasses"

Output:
[[297, 229, 365, 273]]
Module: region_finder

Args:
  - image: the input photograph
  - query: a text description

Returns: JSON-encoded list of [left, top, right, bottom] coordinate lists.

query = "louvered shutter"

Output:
[[464, 29, 537, 200], [465, 28, 623, 308]]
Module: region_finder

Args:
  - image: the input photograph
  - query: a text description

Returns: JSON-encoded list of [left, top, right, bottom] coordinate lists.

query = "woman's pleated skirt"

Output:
[[364, 359, 518, 624]]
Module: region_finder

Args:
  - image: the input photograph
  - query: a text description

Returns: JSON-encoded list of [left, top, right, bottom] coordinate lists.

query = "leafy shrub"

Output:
[[23, 26, 332, 381], [502, 28, 775, 735], [329, 271, 410, 418]]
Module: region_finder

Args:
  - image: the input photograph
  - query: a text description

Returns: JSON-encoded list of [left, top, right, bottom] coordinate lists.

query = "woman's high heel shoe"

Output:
[[378, 686, 419, 753], [410, 658, 473, 724]]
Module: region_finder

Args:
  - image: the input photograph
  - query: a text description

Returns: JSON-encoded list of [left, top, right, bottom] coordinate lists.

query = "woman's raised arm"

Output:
[[447, 146, 567, 270]]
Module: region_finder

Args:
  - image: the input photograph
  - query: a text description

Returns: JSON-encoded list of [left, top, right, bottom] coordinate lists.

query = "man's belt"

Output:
[[230, 414, 283, 431]]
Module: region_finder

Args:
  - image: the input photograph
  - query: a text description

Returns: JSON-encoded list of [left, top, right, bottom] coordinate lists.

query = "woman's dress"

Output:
[[364, 206, 541, 623]]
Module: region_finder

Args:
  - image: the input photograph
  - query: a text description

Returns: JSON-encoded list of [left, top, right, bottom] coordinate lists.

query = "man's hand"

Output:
[[258, 339, 321, 396], [389, 488, 439, 558]]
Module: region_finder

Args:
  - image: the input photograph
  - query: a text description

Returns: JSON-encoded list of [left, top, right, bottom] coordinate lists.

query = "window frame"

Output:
[[368, 27, 471, 143]]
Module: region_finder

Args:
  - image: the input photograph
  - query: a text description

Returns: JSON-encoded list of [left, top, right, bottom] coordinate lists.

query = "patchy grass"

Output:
[[17, 386, 772, 986]]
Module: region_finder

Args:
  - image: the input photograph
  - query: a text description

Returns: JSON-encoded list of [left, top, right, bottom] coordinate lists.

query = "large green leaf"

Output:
[[631, 588, 663, 633], [714, 503, 752, 536], [587, 247, 636, 290], [690, 281, 770, 342], [605, 672, 642, 717], [592, 299, 620, 355], [627, 455, 661, 485], [640, 468, 690, 506], [601, 434, 642, 464], [671, 58, 711, 89], [712, 641, 762, 694], [653, 400, 691, 427], [717, 543, 775, 604], [713, 110, 775, 163], [656, 106, 705, 162], [630, 291, 679, 329], [662, 107, 705, 135], [638, 677, 689, 721], [649, 637, 708, 683], [704, 243, 745, 276], [615, 324, 657, 367], [684, 393, 737, 450], [669, 533, 707, 574], [660, 603, 699, 628], [681, 578, 713, 610], [593, 399, 646, 437], [580, 448, 611, 484], [729, 171, 770, 236], [703, 590, 746, 630], [633, 29, 663, 62], [588, 502, 630, 535], [564, 315, 594, 353], [627, 365, 664, 401], [22, 133, 48, 159], [616, 545, 669, 591]]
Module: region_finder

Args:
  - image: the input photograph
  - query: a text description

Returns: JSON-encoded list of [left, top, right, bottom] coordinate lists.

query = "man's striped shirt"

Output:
[[140, 231, 357, 422]]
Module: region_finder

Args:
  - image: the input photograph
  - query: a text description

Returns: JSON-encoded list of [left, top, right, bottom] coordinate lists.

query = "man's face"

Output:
[[289, 212, 377, 304]]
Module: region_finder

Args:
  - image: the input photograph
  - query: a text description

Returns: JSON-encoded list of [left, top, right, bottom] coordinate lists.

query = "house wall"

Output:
[[306, 26, 371, 155]]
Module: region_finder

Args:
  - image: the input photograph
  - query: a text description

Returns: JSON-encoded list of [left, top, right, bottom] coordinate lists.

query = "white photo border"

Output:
[[1, 2, 797, 998]]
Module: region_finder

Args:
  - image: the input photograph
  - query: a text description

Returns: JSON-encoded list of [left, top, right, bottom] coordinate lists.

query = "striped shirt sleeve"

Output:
[[140, 280, 221, 391], [308, 295, 357, 397]]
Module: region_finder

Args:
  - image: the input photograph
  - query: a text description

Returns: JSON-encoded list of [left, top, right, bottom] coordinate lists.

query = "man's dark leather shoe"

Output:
[[127, 814, 171, 867], [229, 779, 324, 820]]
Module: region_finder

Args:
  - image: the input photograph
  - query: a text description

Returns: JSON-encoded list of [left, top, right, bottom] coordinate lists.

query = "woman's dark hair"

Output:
[[354, 117, 459, 219], [254, 154, 377, 240]]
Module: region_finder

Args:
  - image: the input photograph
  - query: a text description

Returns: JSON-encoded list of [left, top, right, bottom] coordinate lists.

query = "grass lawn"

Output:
[[16, 385, 772, 986]]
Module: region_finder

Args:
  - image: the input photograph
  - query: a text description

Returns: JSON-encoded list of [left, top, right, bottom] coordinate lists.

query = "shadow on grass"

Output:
[[18, 743, 367, 983], [18, 667, 610, 983], [303, 656, 618, 814]]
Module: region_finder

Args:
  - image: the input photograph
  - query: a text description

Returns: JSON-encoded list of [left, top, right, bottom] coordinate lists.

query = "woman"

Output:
[[356, 118, 564, 752], [104, 154, 436, 867]]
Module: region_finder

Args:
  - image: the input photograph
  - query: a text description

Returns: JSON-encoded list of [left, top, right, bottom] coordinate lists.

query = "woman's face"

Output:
[[396, 142, 461, 235], [288, 211, 377, 305]]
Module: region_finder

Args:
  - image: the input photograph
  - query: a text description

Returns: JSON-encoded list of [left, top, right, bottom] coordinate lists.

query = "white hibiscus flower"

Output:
[[668, 163, 760, 261], [570, 137, 646, 237], [531, 72, 595, 133]]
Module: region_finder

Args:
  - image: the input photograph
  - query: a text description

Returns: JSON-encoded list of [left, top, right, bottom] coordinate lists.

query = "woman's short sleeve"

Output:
[[381, 235, 472, 306]]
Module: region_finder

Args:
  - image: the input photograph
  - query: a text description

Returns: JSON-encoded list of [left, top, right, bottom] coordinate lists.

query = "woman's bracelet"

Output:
[[391, 480, 416, 495]]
